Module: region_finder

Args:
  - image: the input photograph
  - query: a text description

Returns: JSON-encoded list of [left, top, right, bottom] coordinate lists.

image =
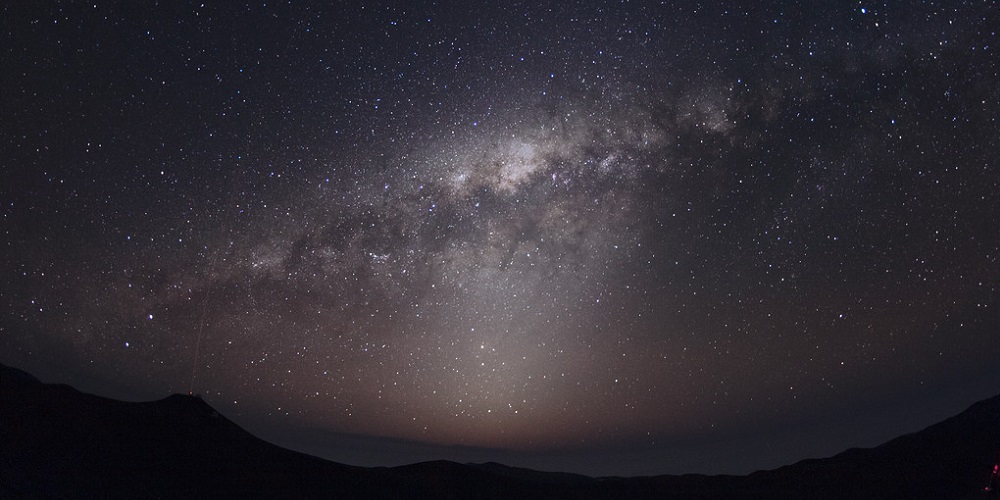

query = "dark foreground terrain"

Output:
[[1, 363, 997, 499]]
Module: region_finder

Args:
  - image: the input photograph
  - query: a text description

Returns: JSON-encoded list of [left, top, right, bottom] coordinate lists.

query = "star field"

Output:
[[2, 1, 999, 476]]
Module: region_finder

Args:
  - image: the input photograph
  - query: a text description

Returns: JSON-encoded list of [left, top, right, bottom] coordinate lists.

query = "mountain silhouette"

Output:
[[1, 362, 997, 499]]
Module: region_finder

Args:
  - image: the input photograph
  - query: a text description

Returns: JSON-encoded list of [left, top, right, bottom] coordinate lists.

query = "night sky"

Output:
[[3, 1, 1000, 477]]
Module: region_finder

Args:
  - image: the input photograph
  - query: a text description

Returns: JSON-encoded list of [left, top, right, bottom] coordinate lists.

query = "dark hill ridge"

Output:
[[0, 364, 360, 499], [735, 393, 1000, 499], [1, 362, 997, 499]]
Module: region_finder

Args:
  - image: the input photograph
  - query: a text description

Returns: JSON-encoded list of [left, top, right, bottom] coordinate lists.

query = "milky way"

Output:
[[2, 1, 999, 475]]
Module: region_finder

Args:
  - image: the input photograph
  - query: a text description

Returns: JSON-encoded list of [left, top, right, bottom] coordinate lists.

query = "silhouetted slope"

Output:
[[738, 394, 1000, 499], [1, 362, 997, 499], [0, 363, 369, 499], [602, 394, 1000, 500]]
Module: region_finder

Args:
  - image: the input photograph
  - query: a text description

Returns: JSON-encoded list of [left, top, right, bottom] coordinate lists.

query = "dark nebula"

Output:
[[2, 0, 999, 476]]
